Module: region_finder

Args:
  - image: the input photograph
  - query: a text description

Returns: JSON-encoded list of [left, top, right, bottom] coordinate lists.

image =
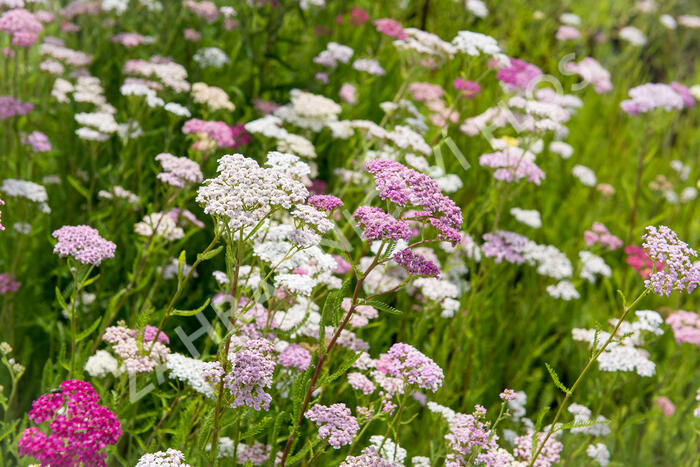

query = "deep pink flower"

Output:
[[496, 58, 543, 91], [0, 273, 20, 293], [18, 380, 121, 467], [453, 78, 481, 98], [350, 7, 369, 26]]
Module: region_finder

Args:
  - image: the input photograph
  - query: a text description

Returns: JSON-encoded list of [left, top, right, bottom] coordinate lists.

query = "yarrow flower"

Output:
[[308, 194, 343, 212], [666, 310, 700, 346], [182, 118, 236, 148], [204, 338, 276, 410], [103, 325, 170, 375], [136, 449, 192, 466], [393, 249, 441, 278], [0, 273, 20, 293], [479, 146, 545, 185], [277, 343, 311, 371], [155, 153, 203, 187], [584, 222, 623, 250], [18, 380, 121, 467], [196, 153, 308, 230], [496, 58, 543, 92], [52, 225, 116, 266], [374, 18, 407, 40], [482, 230, 530, 264], [304, 403, 360, 448], [642, 225, 699, 295], [0, 8, 42, 47], [453, 78, 481, 98], [620, 83, 685, 115], [513, 431, 563, 467], [375, 342, 444, 392]]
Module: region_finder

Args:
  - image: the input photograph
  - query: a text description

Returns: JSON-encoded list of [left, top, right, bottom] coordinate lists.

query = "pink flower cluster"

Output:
[[353, 206, 412, 242], [565, 57, 613, 94], [513, 431, 563, 467], [0, 8, 43, 47], [642, 225, 700, 296], [18, 380, 121, 467], [308, 194, 343, 212], [205, 338, 276, 410], [182, 118, 236, 148], [393, 248, 441, 278], [482, 230, 529, 264], [666, 310, 700, 347], [155, 153, 203, 187], [103, 325, 170, 374], [376, 342, 444, 392], [52, 225, 117, 266], [445, 409, 506, 467], [23, 131, 51, 152], [0, 96, 34, 120], [373, 18, 407, 40], [625, 245, 663, 279], [304, 403, 359, 448], [454, 78, 481, 98], [278, 343, 311, 371], [0, 273, 20, 293], [584, 222, 623, 250], [111, 32, 147, 47], [479, 147, 545, 185], [184, 0, 220, 22], [496, 58, 543, 92], [620, 83, 687, 115], [365, 159, 463, 244]]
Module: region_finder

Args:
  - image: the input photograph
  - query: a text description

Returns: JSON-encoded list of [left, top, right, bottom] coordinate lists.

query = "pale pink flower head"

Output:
[[182, 118, 236, 148], [110, 32, 147, 47], [339, 83, 357, 105], [0, 273, 19, 293], [375, 342, 444, 392], [621, 83, 684, 115], [52, 225, 116, 266], [556, 25, 581, 41], [565, 57, 612, 94], [373, 18, 407, 40], [304, 403, 359, 448], [670, 82, 695, 108], [155, 153, 203, 187], [0, 8, 42, 47], [278, 343, 311, 371], [184, 0, 220, 22], [642, 225, 700, 296], [665, 310, 700, 347], [655, 396, 676, 417], [184, 28, 201, 41], [23, 131, 51, 152]]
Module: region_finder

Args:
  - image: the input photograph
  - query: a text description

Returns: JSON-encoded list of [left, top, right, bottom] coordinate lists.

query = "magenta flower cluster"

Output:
[[18, 380, 121, 467], [496, 58, 543, 91], [393, 248, 441, 278], [304, 403, 360, 448], [641, 225, 700, 296], [364, 159, 463, 244], [376, 342, 444, 392], [52, 225, 117, 266]]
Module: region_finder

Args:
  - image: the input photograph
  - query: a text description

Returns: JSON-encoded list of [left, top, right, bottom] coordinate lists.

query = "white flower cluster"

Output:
[[98, 185, 140, 204], [191, 82, 235, 111], [510, 207, 542, 228], [572, 310, 664, 376], [427, 401, 456, 423], [587, 443, 610, 466], [579, 251, 611, 283], [277, 133, 317, 159], [370, 435, 407, 465], [164, 102, 191, 117], [125, 58, 190, 92], [135, 449, 192, 467], [193, 47, 230, 68], [196, 153, 308, 230], [451, 30, 504, 58], [523, 242, 573, 280], [165, 353, 215, 398], [549, 141, 573, 159], [394, 28, 457, 59], [75, 111, 120, 141], [572, 164, 597, 187], [619, 26, 647, 46], [466, 0, 488, 17], [102, 0, 128, 14], [546, 280, 580, 301], [134, 213, 185, 241], [353, 58, 386, 76], [413, 278, 461, 318], [120, 82, 164, 108], [568, 403, 611, 436], [313, 42, 353, 68], [275, 89, 342, 132], [1, 179, 50, 213], [84, 350, 119, 378]]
